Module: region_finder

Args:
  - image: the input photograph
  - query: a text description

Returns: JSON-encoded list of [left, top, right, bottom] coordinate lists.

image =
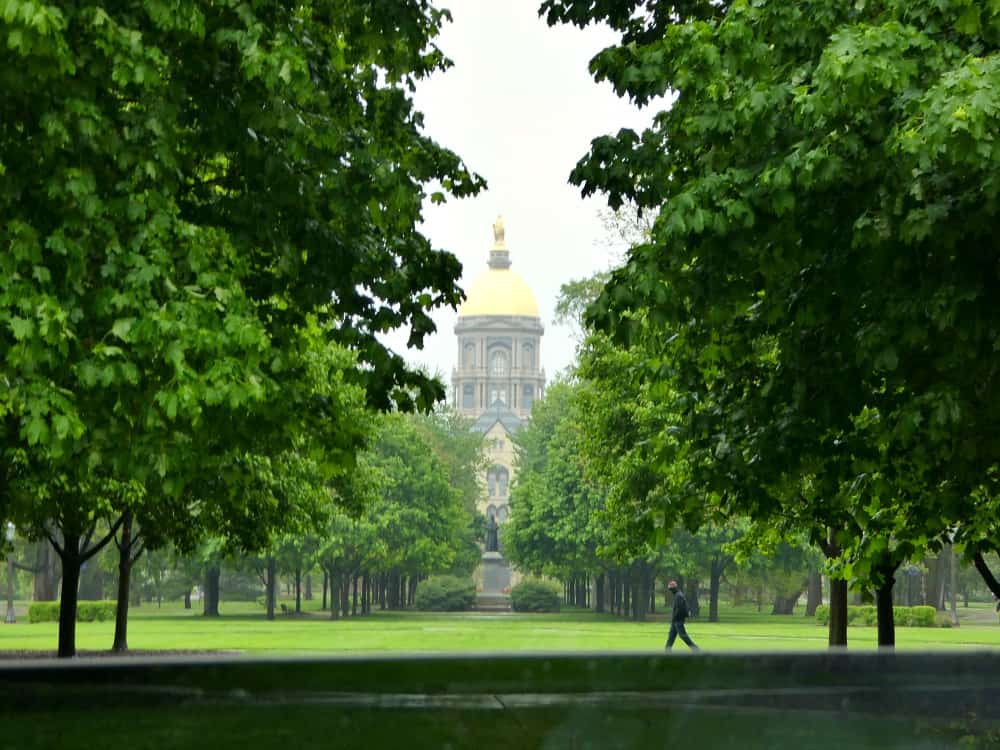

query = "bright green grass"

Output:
[[2, 599, 999, 655]]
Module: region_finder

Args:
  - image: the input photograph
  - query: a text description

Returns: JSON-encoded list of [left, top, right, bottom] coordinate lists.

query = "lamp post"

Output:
[[5, 522, 14, 624]]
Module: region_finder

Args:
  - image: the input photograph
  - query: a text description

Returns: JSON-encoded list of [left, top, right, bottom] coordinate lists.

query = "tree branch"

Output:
[[80, 518, 98, 555], [973, 552, 1000, 599], [81, 514, 125, 563], [42, 527, 64, 557], [130, 541, 145, 566]]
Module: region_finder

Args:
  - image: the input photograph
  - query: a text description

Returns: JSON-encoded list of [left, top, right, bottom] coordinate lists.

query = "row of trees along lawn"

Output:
[[0, 1, 484, 656], [502, 372, 999, 624], [533, 0, 1000, 647], [5, 409, 485, 626]]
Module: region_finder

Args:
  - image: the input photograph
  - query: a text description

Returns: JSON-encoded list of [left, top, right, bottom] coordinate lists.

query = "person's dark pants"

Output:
[[665, 621, 698, 650]]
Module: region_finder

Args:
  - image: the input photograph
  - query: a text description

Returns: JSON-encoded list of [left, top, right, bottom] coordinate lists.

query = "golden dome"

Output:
[[459, 267, 540, 317], [458, 216, 540, 318]]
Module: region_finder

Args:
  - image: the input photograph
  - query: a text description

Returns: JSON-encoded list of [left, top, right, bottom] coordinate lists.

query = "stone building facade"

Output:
[[452, 218, 545, 599]]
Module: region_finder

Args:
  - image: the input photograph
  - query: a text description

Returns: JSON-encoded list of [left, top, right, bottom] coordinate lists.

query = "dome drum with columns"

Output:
[[453, 218, 545, 605], [452, 217, 545, 420]]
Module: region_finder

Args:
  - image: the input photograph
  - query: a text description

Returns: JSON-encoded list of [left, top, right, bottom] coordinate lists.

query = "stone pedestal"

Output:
[[481, 552, 511, 592], [477, 552, 511, 611]]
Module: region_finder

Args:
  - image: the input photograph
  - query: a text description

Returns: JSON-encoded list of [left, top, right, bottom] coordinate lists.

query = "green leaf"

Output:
[[9, 317, 34, 340], [25, 415, 49, 446], [111, 318, 135, 341], [955, 5, 981, 35]]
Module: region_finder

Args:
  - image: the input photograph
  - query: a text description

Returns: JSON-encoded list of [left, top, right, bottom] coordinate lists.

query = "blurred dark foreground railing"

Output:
[[1, 652, 999, 749]]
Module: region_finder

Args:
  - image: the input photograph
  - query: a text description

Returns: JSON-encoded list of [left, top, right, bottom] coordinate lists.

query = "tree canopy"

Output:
[[1, 0, 482, 655], [543, 0, 1000, 644]]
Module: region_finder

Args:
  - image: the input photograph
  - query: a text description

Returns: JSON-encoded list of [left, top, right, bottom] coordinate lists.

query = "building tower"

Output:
[[452, 217, 545, 602]]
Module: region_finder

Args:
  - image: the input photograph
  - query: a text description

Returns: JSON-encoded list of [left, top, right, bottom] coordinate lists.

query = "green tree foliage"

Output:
[[503, 381, 609, 581], [316, 409, 482, 616], [369, 413, 471, 581], [1, 1, 483, 655], [543, 0, 1000, 646]]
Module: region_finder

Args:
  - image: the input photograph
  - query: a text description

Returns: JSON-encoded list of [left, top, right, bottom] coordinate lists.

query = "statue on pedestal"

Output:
[[485, 515, 499, 552]]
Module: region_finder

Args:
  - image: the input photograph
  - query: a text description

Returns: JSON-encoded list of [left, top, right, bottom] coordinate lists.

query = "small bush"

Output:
[[78, 601, 116, 622], [28, 602, 59, 623], [846, 605, 876, 626], [414, 576, 475, 612], [511, 580, 561, 613], [29, 601, 117, 623], [813, 604, 941, 628], [893, 606, 913, 627], [911, 605, 937, 627]]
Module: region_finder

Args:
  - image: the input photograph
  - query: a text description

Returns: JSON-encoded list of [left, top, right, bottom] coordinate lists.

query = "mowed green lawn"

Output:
[[2, 599, 1000, 655]]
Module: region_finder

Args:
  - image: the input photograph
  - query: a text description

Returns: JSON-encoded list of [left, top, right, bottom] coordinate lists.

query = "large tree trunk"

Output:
[[926, 554, 946, 610], [805, 570, 823, 617], [622, 573, 631, 618], [329, 572, 340, 619], [829, 578, 848, 648], [595, 573, 605, 613], [112, 511, 135, 652], [322, 570, 328, 610], [876, 578, 895, 648], [687, 579, 701, 618], [295, 568, 302, 614], [305, 573, 312, 601], [771, 586, 803, 615], [265, 557, 276, 621], [949, 545, 959, 626], [184, 589, 191, 609], [204, 566, 220, 617], [57, 534, 82, 659], [33, 542, 59, 601], [709, 561, 724, 622]]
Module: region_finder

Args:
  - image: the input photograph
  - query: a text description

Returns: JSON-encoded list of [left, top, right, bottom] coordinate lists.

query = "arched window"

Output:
[[490, 350, 508, 377], [487, 466, 509, 497], [496, 505, 509, 522], [463, 342, 476, 368], [496, 466, 509, 497]]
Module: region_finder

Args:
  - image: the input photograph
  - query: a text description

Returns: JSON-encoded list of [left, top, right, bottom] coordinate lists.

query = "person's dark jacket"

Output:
[[671, 590, 689, 623]]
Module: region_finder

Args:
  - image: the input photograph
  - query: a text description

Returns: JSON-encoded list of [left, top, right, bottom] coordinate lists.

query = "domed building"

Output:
[[452, 217, 545, 603]]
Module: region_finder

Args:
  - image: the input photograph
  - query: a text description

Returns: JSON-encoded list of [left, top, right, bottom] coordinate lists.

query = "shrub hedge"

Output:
[[28, 601, 117, 623], [510, 580, 561, 613], [814, 604, 940, 627], [414, 576, 476, 612]]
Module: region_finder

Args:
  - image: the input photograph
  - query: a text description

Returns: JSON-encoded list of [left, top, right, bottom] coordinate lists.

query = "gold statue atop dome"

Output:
[[492, 215, 506, 249]]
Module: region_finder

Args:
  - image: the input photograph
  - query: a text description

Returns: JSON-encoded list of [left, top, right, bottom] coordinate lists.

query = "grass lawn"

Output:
[[2, 598, 1000, 655]]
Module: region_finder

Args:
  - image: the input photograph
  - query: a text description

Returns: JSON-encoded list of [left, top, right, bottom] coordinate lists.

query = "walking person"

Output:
[[665, 580, 699, 651]]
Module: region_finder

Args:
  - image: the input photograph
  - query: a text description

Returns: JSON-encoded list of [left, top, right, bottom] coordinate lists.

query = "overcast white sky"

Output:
[[381, 1, 654, 392]]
